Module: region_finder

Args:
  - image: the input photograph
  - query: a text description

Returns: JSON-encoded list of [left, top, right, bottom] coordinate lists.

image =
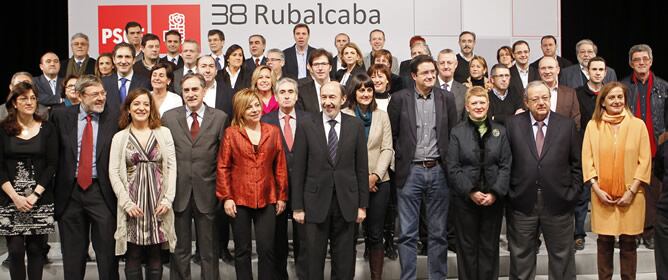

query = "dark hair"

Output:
[[587, 56, 607, 69], [61, 74, 80, 99], [410, 55, 437, 75], [369, 29, 385, 40], [372, 49, 393, 67], [541, 35, 557, 45], [150, 62, 175, 85], [124, 21, 142, 33], [345, 74, 377, 112], [1, 82, 43, 136], [141, 33, 160, 47], [459, 31, 476, 41], [308, 48, 333, 66], [224, 44, 245, 65], [490, 64, 510, 76], [95, 53, 115, 77], [113, 42, 136, 59], [367, 64, 392, 92], [207, 29, 225, 41], [181, 73, 206, 88], [496, 46, 513, 62], [119, 88, 161, 129], [249, 34, 266, 45], [164, 30, 181, 41], [293, 23, 310, 34], [512, 40, 530, 53]]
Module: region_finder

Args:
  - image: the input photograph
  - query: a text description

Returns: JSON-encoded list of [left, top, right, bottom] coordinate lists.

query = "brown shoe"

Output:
[[574, 238, 585, 251], [369, 248, 384, 280]]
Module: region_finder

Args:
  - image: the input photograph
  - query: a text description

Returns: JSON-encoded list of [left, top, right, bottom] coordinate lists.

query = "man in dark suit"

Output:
[[509, 40, 540, 96], [59, 33, 97, 77], [453, 31, 476, 83], [50, 75, 120, 280], [330, 33, 350, 79], [529, 35, 573, 70], [538, 56, 582, 130], [197, 55, 235, 117], [35, 52, 64, 107], [159, 30, 184, 70], [283, 23, 315, 80], [266, 48, 297, 82], [292, 81, 369, 280], [172, 39, 200, 95], [101, 42, 150, 110], [261, 77, 311, 280], [244, 34, 267, 73], [559, 39, 617, 89], [207, 29, 226, 71], [505, 80, 582, 280], [296, 49, 332, 114], [488, 64, 523, 125], [162, 73, 228, 280], [132, 33, 161, 80], [388, 55, 458, 280]]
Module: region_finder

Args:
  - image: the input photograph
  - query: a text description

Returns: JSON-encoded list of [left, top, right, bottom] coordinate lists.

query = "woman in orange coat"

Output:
[[216, 89, 288, 280], [581, 82, 651, 280]]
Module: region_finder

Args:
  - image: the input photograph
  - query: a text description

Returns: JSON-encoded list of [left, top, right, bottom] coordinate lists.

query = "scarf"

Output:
[[355, 105, 372, 139], [633, 71, 656, 156], [470, 116, 488, 137], [598, 110, 630, 199]]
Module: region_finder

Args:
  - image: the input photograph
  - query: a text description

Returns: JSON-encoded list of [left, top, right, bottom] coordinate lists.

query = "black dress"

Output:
[[0, 122, 58, 235]]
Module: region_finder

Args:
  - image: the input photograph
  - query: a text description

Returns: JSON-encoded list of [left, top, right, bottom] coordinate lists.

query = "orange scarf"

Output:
[[598, 110, 630, 199]]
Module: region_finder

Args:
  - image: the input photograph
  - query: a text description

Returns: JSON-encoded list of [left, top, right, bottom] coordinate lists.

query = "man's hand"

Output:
[[293, 210, 305, 224], [356, 208, 366, 224]]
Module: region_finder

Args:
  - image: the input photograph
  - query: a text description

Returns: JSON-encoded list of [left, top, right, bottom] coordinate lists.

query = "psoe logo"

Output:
[[98, 5, 148, 53], [151, 5, 200, 53]]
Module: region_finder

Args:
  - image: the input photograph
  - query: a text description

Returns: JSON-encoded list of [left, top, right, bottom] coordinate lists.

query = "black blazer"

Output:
[[505, 112, 582, 215], [35, 75, 64, 107], [50, 104, 120, 219], [387, 87, 458, 188], [282, 45, 315, 80], [399, 59, 411, 78], [159, 55, 185, 70], [335, 64, 366, 87], [292, 113, 369, 223], [243, 57, 267, 73], [59, 57, 97, 77], [102, 72, 151, 111], [208, 78, 236, 117], [215, 67, 251, 95], [295, 79, 321, 114], [261, 110, 311, 200], [529, 55, 573, 71], [509, 64, 540, 96]]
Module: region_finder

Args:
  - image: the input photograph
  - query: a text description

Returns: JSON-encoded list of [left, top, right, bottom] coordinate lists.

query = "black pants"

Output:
[[365, 181, 391, 249], [643, 176, 662, 240], [5, 234, 47, 280], [231, 205, 276, 280], [273, 204, 307, 280], [59, 181, 118, 280], [453, 196, 504, 280], [656, 213, 668, 279], [216, 205, 231, 253]]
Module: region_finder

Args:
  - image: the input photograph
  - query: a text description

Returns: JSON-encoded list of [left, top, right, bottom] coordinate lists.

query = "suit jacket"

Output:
[[292, 113, 369, 223], [261, 109, 311, 199], [342, 108, 394, 182], [50, 104, 119, 219], [505, 112, 582, 215], [243, 56, 267, 73], [555, 85, 582, 131], [295, 79, 322, 114], [509, 64, 540, 96], [161, 105, 228, 213], [335, 65, 367, 87], [283, 45, 315, 80], [35, 75, 63, 107], [59, 56, 97, 77], [216, 67, 251, 95], [207, 79, 236, 116], [387, 87, 458, 188], [102, 72, 151, 111], [160, 55, 184, 70], [559, 64, 617, 89], [447, 80, 468, 123], [529, 55, 573, 71], [399, 59, 411, 78]]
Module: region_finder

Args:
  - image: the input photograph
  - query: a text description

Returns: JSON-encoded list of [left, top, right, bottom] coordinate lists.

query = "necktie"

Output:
[[49, 79, 57, 95], [76, 61, 83, 69], [283, 114, 294, 151], [190, 112, 200, 139], [535, 121, 545, 156], [327, 119, 338, 162], [187, 69, 194, 75], [119, 77, 129, 102], [444, 83, 450, 92], [171, 58, 177, 64], [215, 57, 222, 70], [77, 114, 93, 190], [255, 58, 260, 66]]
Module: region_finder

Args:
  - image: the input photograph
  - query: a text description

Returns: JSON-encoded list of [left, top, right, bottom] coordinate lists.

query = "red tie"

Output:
[[77, 114, 93, 190], [283, 114, 294, 151], [255, 58, 260, 66], [191, 112, 200, 139]]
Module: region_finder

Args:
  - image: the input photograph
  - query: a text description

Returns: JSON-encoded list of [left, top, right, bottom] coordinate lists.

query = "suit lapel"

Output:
[[314, 115, 333, 166], [541, 114, 557, 158], [406, 91, 418, 143], [195, 107, 215, 144], [334, 116, 348, 167], [95, 110, 110, 162], [68, 107, 79, 160], [555, 87, 566, 114], [176, 107, 193, 144]]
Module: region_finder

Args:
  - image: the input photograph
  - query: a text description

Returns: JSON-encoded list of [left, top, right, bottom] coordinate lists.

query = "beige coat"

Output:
[[342, 107, 394, 182], [109, 126, 177, 255]]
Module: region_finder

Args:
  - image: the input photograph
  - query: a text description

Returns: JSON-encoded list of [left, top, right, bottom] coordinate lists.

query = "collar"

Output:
[[415, 87, 433, 99], [322, 111, 342, 124], [516, 64, 529, 73], [438, 76, 453, 88], [279, 109, 296, 120], [78, 105, 100, 120], [118, 71, 134, 81], [185, 103, 206, 117], [492, 88, 507, 97], [74, 56, 87, 64], [253, 55, 265, 61], [184, 66, 197, 73], [529, 111, 550, 127]]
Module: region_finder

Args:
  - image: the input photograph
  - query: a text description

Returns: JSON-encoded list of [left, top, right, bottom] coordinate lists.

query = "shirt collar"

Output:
[[279, 109, 296, 120], [322, 111, 342, 124], [414, 87, 433, 99], [119, 71, 134, 81], [529, 111, 550, 127], [185, 104, 206, 117], [78, 105, 100, 120]]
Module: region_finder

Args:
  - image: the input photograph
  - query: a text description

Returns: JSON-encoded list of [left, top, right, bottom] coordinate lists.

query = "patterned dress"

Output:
[[125, 131, 166, 245]]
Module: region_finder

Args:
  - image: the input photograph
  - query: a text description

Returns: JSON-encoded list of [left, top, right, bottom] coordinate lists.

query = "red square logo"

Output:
[[98, 5, 148, 54], [151, 5, 201, 53]]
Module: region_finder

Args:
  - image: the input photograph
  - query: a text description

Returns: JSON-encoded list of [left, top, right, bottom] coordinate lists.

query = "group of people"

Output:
[[1, 21, 667, 280]]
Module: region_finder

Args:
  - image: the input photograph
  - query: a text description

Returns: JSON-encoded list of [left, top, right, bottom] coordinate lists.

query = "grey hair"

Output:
[[575, 39, 598, 55], [523, 80, 551, 100], [71, 32, 89, 42], [628, 44, 653, 63], [267, 48, 285, 60], [10, 71, 33, 85], [438, 48, 456, 56], [276, 77, 298, 94], [74, 74, 102, 94]]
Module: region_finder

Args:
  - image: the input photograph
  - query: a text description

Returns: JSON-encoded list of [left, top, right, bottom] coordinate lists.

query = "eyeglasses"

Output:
[[72, 42, 88, 47], [66, 84, 76, 89], [83, 90, 107, 98], [267, 58, 283, 62], [528, 96, 550, 103], [632, 57, 651, 63], [578, 50, 595, 55], [17, 96, 37, 103], [311, 62, 330, 68]]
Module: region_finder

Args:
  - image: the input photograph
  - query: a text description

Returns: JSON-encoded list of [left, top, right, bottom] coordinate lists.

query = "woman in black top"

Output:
[[0, 82, 58, 280], [446, 86, 511, 280]]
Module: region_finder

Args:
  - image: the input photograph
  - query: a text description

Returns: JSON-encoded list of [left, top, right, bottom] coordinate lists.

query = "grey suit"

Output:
[[439, 80, 467, 123], [35, 74, 63, 107], [162, 105, 228, 280], [559, 64, 617, 89]]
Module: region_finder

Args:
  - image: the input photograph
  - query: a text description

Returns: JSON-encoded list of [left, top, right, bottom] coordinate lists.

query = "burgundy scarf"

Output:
[[633, 71, 656, 156]]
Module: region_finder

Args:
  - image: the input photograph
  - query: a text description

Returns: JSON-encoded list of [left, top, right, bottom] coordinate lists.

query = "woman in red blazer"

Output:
[[216, 88, 288, 280]]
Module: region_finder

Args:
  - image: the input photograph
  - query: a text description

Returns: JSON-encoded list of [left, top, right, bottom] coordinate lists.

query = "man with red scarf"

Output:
[[622, 44, 668, 250]]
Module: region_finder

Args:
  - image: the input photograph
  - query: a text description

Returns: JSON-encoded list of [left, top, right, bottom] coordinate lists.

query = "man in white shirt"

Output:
[[172, 39, 200, 95], [160, 30, 184, 70]]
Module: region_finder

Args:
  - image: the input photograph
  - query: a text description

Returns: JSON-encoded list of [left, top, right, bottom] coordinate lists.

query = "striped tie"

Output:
[[327, 119, 338, 162]]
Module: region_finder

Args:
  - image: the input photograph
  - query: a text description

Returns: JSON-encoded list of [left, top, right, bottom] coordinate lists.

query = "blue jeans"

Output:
[[574, 184, 591, 238], [397, 164, 449, 280]]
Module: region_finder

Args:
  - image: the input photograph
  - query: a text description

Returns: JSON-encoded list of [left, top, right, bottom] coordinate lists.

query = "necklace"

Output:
[[20, 129, 30, 137]]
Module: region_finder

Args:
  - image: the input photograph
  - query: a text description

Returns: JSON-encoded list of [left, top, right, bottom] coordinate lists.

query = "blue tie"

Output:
[[215, 57, 222, 70], [120, 77, 128, 102], [327, 119, 338, 162]]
